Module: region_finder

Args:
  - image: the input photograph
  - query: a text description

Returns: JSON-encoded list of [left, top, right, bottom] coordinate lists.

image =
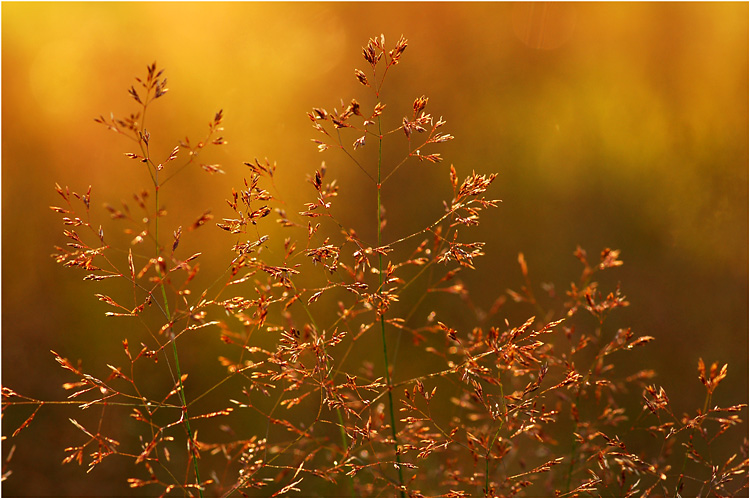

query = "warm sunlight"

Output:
[[3, 3, 747, 497]]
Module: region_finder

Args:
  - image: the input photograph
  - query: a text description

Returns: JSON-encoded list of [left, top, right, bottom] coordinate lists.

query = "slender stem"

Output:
[[151, 136, 203, 497], [293, 282, 356, 497], [485, 382, 506, 496], [168, 333, 202, 495], [674, 452, 689, 497], [376, 117, 406, 497], [702, 390, 711, 415], [565, 324, 606, 493]]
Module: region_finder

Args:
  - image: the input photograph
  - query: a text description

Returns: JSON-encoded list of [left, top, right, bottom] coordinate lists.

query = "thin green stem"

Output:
[[152, 145, 203, 497], [377, 117, 406, 497], [674, 451, 689, 497], [702, 390, 711, 415]]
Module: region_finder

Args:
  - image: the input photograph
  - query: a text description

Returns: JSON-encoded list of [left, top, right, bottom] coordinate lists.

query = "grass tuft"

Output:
[[2, 35, 748, 498]]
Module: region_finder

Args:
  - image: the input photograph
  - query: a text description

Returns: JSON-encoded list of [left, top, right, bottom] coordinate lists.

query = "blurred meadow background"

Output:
[[2, 2, 748, 496]]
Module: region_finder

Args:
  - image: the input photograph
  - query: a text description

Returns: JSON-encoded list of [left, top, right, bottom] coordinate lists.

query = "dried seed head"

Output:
[[449, 165, 458, 190], [349, 99, 361, 116], [362, 42, 380, 67], [413, 95, 428, 116], [354, 69, 369, 87], [698, 358, 729, 395], [390, 35, 408, 63], [154, 79, 168, 98], [373, 102, 386, 118], [311, 108, 328, 120], [599, 248, 623, 269], [128, 86, 142, 104]]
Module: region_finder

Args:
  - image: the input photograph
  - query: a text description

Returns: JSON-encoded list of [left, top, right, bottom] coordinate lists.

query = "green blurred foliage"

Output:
[[2, 2, 747, 496]]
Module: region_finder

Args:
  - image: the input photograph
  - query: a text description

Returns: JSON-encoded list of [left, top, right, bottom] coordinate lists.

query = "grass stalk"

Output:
[[485, 381, 506, 496], [153, 159, 203, 497], [377, 117, 406, 497]]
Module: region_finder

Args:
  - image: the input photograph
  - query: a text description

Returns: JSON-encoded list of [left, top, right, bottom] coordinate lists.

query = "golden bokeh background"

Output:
[[2, 2, 747, 496]]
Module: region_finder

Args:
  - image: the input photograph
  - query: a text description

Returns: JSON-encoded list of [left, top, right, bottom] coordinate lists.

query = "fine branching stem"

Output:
[[145, 109, 204, 497], [485, 381, 506, 496], [377, 115, 406, 497], [293, 282, 357, 498]]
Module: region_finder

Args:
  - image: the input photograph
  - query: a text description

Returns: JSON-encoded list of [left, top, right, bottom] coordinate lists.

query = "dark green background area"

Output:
[[3, 2, 747, 496]]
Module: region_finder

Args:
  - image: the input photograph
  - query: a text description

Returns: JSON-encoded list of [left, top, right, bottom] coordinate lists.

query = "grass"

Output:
[[2, 34, 748, 498]]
